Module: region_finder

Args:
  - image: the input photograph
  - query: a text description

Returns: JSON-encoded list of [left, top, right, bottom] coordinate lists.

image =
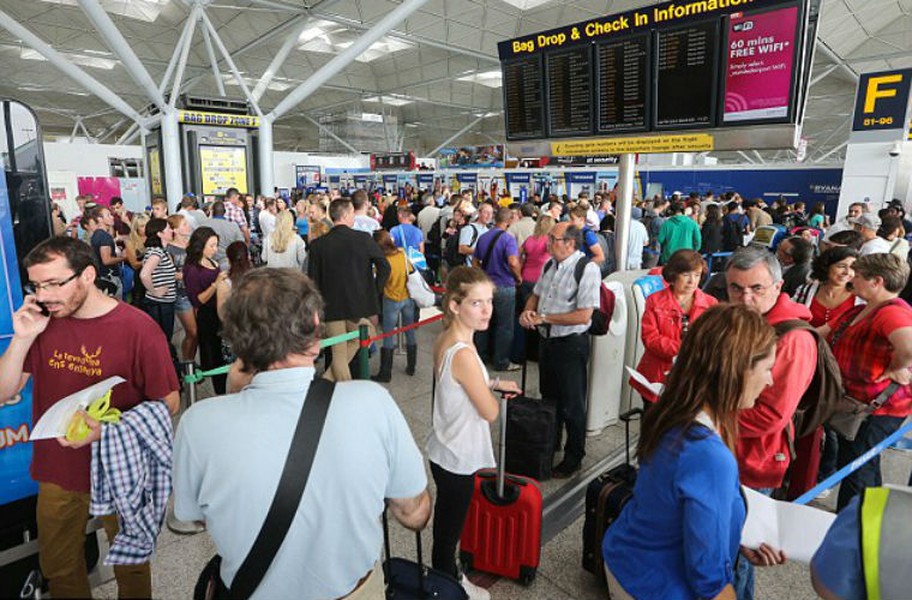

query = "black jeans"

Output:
[[429, 462, 475, 578], [540, 333, 590, 465], [836, 414, 905, 511], [196, 304, 226, 395], [143, 299, 175, 340]]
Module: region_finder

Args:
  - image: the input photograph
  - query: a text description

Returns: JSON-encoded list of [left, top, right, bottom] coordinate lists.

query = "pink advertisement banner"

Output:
[[723, 5, 799, 123]]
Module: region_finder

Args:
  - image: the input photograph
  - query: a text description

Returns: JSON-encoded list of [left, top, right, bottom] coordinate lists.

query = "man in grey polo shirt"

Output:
[[519, 222, 601, 478], [173, 268, 430, 599]]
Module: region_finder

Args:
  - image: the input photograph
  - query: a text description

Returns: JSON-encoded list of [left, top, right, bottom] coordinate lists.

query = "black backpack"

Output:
[[444, 224, 477, 267], [427, 219, 443, 255]]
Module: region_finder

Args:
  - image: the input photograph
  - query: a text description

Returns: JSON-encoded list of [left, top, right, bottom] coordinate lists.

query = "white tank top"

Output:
[[426, 342, 496, 475]]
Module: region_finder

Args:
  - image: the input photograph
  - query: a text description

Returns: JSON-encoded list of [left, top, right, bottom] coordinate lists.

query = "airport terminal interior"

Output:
[[0, 0, 912, 598]]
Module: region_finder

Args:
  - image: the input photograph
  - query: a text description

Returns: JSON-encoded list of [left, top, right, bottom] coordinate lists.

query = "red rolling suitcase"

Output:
[[458, 396, 543, 585]]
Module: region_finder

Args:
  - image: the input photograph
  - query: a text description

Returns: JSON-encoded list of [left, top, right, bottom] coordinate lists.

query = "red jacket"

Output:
[[631, 287, 717, 402], [736, 293, 817, 490]]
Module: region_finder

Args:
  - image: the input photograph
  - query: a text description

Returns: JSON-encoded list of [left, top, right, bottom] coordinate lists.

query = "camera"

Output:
[[890, 141, 903, 157]]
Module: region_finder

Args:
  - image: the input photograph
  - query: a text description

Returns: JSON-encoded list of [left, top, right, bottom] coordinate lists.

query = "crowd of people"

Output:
[[7, 182, 912, 600]]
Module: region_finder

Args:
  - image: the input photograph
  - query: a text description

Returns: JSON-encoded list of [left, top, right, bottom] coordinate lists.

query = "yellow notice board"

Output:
[[149, 148, 162, 196], [200, 146, 248, 195], [551, 134, 714, 155]]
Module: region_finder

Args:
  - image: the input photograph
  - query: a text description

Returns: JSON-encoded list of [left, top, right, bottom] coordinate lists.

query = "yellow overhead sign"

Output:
[[551, 134, 714, 155], [178, 110, 260, 128]]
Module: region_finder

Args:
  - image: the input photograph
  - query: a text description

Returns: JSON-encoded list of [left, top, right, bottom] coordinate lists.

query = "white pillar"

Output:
[[258, 115, 275, 197], [160, 109, 183, 211], [615, 154, 635, 272]]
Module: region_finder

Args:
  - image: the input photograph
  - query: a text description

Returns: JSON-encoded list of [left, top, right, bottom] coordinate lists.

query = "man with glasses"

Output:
[[519, 223, 601, 478], [0, 236, 179, 598], [724, 245, 817, 599]]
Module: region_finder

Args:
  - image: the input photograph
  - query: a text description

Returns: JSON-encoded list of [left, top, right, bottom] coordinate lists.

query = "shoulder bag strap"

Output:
[[480, 229, 507, 269], [229, 378, 335, 599]]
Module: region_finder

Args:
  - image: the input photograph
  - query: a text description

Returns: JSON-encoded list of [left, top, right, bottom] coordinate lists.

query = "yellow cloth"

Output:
[[498, 196, 513, 208], [384, 250, 410, 302]]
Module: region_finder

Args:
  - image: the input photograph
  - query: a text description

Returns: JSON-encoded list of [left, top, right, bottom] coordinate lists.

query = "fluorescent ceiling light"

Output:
[[19, 85, 90, 96], [361, 112, 384, 123], [363, 94, 413, 106], [37, 0, 168, 22], [498, 0, 555, 9], [298, 19, 412, 62], [456, 70, 503, 88], [222, 74, 291, 92], [21, 48, 118, 70]]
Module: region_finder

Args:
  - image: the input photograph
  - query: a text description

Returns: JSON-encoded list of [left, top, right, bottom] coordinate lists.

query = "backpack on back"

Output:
[[444, 224, 478, 267], [542, 257, 614, 336], [773, 320, 843, 439]]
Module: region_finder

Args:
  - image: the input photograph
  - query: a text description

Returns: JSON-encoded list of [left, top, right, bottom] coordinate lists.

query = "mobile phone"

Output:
[[37, 301, 50, 317]]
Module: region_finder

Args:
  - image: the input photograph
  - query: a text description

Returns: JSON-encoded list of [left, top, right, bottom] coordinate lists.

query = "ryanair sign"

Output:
[[178, 110, 260, 129]]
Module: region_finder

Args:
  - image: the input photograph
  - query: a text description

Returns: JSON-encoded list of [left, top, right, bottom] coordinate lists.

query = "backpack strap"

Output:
[[569, 257, 590, 303], [480, 229, 507, 271]]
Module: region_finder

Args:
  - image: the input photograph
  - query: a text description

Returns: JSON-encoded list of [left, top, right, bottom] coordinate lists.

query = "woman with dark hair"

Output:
[[216, 241, 253, 320], [371, 229, 418, 383], [819, 253, 912, 511], [701, 203, 724, 256], [630, 249, 717, 406], [793, 246, 862, 328], [184, 226, 228, 394], [878, 214, 909, 261], [604, 304, 785, 600], [140, 217, 177, 339], [808, 202, 829, 232]]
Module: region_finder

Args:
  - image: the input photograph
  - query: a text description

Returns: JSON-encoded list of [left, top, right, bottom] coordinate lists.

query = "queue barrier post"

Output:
[[180, 361, 198, 410], [357, 323, 371, 380]]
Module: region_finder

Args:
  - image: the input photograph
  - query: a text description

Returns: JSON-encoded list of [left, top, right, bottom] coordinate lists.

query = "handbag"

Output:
[[193, 379, 335, 600], [382, 511, 467, 600], [398, 228, 428, 271], [406, 256, 436, 309], [828, 382, 901, 441]]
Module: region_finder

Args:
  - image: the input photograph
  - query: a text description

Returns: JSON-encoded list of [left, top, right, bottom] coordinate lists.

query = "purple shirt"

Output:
[[183, 260, 220, 309], [475, 228, 518, 288]]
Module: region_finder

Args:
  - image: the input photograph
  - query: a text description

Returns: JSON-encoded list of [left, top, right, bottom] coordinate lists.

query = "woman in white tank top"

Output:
[[426, 266, 521, 600]]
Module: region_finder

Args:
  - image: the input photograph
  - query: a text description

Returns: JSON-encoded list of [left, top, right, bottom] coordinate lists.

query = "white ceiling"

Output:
[[0, 0, 910, 164]]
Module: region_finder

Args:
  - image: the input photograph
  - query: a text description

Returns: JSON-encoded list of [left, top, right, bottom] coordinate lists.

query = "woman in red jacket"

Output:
[[631, 249, 718, 406]]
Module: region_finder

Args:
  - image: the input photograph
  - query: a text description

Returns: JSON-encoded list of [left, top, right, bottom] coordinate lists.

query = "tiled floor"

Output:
[[89, 315, 912, 599]]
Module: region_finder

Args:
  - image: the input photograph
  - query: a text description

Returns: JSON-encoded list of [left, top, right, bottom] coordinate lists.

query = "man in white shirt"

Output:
[[351, 189, 381, 234], [826, 202, 866, 238], [416, 193, 441, 237], [258, 197, 278, 238], [508, 203, 537, 247], [626, 207, 649, 270], [855, 214, 891, 255], [458, 203, 493, 265]]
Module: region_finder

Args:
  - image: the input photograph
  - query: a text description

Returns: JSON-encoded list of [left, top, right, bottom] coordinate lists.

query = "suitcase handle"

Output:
[[480, 477, 523, 505], [619, 408, 644, 465]]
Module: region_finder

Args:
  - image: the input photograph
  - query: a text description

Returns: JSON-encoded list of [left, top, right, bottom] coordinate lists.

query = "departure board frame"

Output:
[[498, 0, 813, 152]]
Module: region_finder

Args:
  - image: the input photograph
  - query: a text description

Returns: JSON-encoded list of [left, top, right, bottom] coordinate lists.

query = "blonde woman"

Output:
[[262, 211, 307, 269], [124, 212, 150, 306]]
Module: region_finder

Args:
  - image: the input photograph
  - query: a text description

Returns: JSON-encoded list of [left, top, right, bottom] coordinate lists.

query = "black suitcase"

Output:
[[581, 408, 642, 580], [504, 362, 557, 481]]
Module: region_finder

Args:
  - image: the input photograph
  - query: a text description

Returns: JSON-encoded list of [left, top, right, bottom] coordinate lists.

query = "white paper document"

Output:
[[29, 376, 126, 441], [740, 486, 836, 563], [625, 366, 664, 398]]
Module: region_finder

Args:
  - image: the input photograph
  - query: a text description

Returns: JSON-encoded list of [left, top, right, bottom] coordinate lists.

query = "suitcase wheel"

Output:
[[520, 566, 536, 586], [459, 551, 473, 574]]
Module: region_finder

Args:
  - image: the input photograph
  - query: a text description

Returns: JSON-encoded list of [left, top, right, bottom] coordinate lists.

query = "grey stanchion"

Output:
[[167, 362, 205, 535]]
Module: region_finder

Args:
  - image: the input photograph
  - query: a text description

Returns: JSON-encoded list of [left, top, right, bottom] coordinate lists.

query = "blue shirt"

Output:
[[581, 227, 600, 258], [390, 223, 424, 252], [295, 216, 309, 237], [603, 424, 745, 600], [811, 496, 864, 600], [474, 228, 519, 288], [173, 368, 427, 599]]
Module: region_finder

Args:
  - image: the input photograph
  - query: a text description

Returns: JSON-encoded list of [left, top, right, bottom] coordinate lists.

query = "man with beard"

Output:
[[0, 236, 178, 598]]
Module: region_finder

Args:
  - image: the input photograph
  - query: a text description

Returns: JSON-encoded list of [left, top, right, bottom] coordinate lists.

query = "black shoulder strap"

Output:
[[569, 257, 590, 302], [480, 229, 507, 269], [229, 378, 335, 599]]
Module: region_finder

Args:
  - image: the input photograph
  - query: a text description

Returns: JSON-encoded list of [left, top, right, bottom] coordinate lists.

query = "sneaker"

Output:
[[499, 362, 522, 372], [460, 574, 490, 600], [552, 459, 581, 479]]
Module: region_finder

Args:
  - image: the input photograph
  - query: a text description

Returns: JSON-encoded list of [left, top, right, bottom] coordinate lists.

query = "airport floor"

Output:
[[91, 314, 912, 600]]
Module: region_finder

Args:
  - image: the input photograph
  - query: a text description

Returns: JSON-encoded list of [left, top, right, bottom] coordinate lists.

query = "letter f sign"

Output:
[[864, 74, 903, 113]]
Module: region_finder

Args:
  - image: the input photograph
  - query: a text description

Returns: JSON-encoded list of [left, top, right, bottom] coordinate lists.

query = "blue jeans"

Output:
[[733, 487, 774, 600], [475, 285, 515, 371], [836, 414, 905, 511], [382, 297, 417, 350]]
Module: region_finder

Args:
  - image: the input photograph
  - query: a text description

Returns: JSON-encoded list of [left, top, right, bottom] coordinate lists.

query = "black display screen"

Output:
[[503, 56, 545, 140], [654, 20, 719, 129], [596, 34, 649, 133], [545, 46, 593, 136]]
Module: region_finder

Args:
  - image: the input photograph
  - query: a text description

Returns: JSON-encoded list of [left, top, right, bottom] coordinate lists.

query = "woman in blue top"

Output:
[[603, 304, 785, 600]]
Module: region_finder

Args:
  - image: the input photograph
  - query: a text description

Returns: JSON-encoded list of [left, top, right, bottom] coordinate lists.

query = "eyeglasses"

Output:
[[26, 271, 82, 293], [548, 235, 569, 243], [727, 281, 775, 297]]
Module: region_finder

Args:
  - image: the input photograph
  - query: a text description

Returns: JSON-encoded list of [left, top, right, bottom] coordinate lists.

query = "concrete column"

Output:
[[615, 154, 635, 272], [160, 108, 183, 211], [258, 115, 275, 197]]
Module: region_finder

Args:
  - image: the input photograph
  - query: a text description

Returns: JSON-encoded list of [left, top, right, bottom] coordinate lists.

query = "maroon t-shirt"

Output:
[[24, 301, 178, 492]]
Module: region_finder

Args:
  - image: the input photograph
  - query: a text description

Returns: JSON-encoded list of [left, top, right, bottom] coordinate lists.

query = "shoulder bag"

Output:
[[405, 253, 436, 309], [827, 304, 902, 441], [398, 227, 428, 271], [194, 379, 335, 600]]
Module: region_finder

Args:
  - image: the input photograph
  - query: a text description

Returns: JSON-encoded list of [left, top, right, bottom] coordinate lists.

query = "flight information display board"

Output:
[[596, 34, 649, 133], [503, 56, 545, 140], [498, 0, 809, 142], [546, 46, 593, 136], [654, 20, 719, 129]]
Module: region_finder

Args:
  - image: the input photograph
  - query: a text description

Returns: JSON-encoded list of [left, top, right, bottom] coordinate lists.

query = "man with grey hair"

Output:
[[174, 268, 430, 599], [519, 222, 601, 478], [724, 245, 817, 598]]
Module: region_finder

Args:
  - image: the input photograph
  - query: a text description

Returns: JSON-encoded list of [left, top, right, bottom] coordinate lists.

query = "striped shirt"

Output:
[[143, 247, 177, 303]]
